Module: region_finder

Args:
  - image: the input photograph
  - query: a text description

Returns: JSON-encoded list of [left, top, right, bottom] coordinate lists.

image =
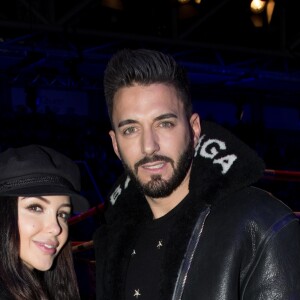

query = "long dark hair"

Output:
[[0, 196, 80, 300]]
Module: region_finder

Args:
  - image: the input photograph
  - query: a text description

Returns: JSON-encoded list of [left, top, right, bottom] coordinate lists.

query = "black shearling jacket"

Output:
[[93, 121, 300, 300]]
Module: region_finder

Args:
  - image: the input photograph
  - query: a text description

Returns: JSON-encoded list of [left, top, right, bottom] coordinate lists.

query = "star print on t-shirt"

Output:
[[156, 240, 163, 249], [133, 289, 141, 298], [125, 193, 190, 300]]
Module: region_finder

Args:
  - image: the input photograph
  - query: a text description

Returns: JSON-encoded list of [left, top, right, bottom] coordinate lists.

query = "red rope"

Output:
[[263, 169, 300, 182], [72, 240, 94, 253], [68, 203, 105, 225]]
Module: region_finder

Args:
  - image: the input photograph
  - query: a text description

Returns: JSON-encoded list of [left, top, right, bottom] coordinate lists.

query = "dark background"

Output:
[[0, 1, 299, 298]]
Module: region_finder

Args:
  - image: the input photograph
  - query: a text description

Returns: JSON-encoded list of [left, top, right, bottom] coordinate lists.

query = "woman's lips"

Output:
[[34, 241, 58, 255]]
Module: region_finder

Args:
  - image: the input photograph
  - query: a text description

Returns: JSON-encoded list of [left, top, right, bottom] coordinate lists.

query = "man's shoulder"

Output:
[[205, 186, 299, 251], [231, 186, 291, 211], [218, 186, 297, 229]]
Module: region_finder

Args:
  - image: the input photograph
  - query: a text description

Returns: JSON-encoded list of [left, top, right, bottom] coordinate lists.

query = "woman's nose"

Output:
[[46, 216, 62, 236]]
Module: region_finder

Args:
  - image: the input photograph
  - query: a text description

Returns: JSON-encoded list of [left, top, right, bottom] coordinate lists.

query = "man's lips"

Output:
[[142, 162, 165, 170], [135, 155, 174, 173]]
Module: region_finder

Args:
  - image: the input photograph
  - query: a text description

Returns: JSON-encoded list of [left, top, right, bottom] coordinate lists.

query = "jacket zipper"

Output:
[[171, 206, 211, 300]]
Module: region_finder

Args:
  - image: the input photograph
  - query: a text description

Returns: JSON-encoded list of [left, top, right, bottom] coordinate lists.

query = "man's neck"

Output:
[[145, 171, 191, 219]]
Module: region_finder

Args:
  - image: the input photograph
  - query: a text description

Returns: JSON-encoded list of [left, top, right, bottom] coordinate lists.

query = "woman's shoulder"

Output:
[[0, 281, 12, 299]]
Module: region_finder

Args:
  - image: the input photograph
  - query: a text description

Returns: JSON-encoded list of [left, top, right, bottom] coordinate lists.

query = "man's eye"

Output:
[[160, 121, 174, 128], [123, 127, 136, 135]]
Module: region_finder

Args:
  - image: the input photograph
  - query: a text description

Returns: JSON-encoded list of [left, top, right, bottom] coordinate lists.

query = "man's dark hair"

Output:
[[103, 48, 193, 125]]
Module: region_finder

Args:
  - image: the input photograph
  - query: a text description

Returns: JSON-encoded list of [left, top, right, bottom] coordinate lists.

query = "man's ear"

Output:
[[190, 113, 201, 147], [109, 130, 121, 160]]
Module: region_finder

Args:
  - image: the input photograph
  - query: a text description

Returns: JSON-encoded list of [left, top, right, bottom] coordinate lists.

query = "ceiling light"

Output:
[[251, 14, 264, 27], [266, 0, 275, 23], [178, 4, 198, 19], [101, 0, 123, 10], [178, 0, 201, 4], [250, 0, 267, 14]]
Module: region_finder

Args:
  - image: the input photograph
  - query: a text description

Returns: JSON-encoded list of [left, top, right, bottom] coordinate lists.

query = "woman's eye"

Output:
[[27, 205, 43, 212], [58, 212, 71, 222]]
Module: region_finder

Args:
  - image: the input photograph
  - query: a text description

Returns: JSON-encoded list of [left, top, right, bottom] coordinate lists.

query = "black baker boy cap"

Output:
[[0, 144, 89, 212]]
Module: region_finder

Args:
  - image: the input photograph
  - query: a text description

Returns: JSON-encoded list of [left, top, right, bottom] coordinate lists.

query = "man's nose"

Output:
[[141, 127, 160, 156]]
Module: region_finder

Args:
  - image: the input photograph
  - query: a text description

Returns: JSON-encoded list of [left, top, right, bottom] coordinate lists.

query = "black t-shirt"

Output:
[[125, 196, 188, 300]]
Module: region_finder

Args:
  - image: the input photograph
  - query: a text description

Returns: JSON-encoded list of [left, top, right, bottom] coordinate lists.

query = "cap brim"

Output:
[[0, 185, 89, 213]]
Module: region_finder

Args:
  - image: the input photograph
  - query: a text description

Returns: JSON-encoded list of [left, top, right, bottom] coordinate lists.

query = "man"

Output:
[[93, 48, 300, 300]]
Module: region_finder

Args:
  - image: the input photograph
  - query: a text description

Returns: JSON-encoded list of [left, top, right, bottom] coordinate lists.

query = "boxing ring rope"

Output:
[[69, 204, 104, 251], [264, 169, 300, 182], [72, 240, 94, 253], [71, 168, 300, 253], [69, 203, 105, 226], [263, 169, 300, 218]]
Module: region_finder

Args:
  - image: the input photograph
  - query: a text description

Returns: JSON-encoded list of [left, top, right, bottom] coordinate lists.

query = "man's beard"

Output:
[[120, 134, 195, 198]]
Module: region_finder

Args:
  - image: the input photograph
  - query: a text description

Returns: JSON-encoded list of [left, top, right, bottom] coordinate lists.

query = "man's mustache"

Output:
[[134, 155, 174, 173]]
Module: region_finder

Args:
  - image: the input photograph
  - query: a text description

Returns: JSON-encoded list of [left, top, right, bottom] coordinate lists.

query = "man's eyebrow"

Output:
[[117, 113, 178, 128], [154, 113, 178, 121], [118, 119, 137, 128]]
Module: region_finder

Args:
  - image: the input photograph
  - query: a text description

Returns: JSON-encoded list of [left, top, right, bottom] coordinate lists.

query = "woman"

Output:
[[0, 144, 89, 300]]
